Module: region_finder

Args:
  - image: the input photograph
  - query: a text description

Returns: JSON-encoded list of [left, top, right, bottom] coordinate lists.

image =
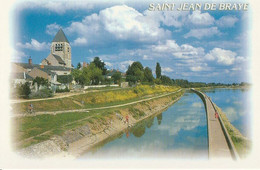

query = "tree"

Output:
[[83, 63, 103, 85], [112, 72, 122, 84], [72, 69, 84, 85], [143, 67, 154, 83], [77, 62, 82, 69], [155, 62, 161, 79], [91, 57, 107, 75], [33, 77, 49, 87], [18, 82, 31, 99], [57, 75, 73, 84], [161, 75, 173, 85], [126, 61, 144, 84]]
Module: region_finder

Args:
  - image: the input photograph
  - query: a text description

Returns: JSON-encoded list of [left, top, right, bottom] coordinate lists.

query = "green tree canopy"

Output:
[[72, 69, 84, 85], [18, 82, 31, 99], [161, 75, 173, 85], [57, 75, 73, 84], [112, 72, 122, 84], [33, 77, 49, 87], [82, 63, 104, 85], [91, 57, 107, 75], [143, 67, 154, 83], [156, 62, 161, 79], [126, 61, 144, 84], [77, 62, 81, 69]]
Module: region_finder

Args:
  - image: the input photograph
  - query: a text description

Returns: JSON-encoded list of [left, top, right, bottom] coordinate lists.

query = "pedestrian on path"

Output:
[[126, 115, 129, 126], [215, 111, 219, 119]]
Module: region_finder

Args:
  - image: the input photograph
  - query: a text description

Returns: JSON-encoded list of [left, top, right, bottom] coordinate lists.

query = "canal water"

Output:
[[202, 88, 252, 139], [82, 91, 208, 159]]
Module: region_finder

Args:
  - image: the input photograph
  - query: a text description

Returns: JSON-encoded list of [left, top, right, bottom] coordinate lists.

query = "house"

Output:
[[10, 72, 33, 88], [11, 28, 73, 91]]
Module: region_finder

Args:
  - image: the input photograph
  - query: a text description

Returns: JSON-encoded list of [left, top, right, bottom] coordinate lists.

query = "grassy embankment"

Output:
[[12, 85, 183, 149], [214, 105, 251, 158], [12, 85, 180, 113]]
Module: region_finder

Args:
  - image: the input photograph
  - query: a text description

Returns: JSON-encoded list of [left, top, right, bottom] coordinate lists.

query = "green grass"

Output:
[[13, 90, 184, 149], [215, 105, 251, 158], [13, 85, 180, 114]]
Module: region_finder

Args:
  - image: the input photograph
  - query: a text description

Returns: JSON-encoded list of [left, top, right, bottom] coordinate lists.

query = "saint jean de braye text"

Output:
[[148, 3, 249, 11]]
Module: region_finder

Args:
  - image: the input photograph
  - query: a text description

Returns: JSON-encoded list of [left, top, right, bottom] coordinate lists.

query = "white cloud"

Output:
[[100, 5, 171, 42], [18, 1, 93, 14], [223, 107, 238, 122], [184, 27, 220, 39], [192, 102, 203, 108], [46, 23, 61, 35], [61, 5, 171, 45], [72, 37, 87, 46], [105, 62, 113, 68], [162, 67, 173, 73], [144, 10, 189, 28], [143, 55, 153, 60], [190, 66, 203, 72], [11, 48, 27, 62], [205, 48, 236, 65], [188, 11, 215, 26], [216, 16, 238, 27], [16, 39, 50, 51], [119, 60, 134, 71]]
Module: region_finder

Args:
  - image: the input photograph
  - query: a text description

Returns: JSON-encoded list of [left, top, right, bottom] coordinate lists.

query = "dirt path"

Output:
[[13, 89, 182, 118], [10, 87, 124, 104]]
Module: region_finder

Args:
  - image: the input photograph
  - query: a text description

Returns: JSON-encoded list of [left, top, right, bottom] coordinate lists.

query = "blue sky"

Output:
[[12, 0, 251, 83]]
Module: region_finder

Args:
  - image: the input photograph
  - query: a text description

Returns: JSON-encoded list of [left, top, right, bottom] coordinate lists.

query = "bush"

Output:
[[29, 88, 53, 99], [18, 82, 31, 99], [56, 87, 70, 93]]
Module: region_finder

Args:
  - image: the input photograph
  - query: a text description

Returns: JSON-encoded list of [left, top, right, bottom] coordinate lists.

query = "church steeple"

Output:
[[50, 28, 72, 68], [52, 28, 69, 43]]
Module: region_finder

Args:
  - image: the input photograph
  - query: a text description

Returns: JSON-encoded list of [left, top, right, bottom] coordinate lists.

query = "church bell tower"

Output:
[[51, 28, 71, 68]]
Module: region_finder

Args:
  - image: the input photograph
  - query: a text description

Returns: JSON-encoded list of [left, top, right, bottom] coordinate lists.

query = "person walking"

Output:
[[215, 111, 219, 119], [126, 115, 129, 127]]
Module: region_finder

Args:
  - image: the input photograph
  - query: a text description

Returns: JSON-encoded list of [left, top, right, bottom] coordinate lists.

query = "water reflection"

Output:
[[202, 88, 251, 138], [157, 113, 162, 125], [82, 92, 208, 159]]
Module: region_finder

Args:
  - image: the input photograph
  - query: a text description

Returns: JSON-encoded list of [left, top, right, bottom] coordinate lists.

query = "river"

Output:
[[82, 91, 208, 159], [202, 88, 251, 139], [81, 88, 250, 159]]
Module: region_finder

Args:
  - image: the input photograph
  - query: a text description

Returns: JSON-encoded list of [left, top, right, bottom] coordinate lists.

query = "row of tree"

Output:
[[125, 61, 174, 86], [72, 57, 122, 86]]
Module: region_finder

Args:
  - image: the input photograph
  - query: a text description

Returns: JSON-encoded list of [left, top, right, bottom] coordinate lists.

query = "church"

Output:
[[11, 29, 72, 88], [41, 28, 72, 68]]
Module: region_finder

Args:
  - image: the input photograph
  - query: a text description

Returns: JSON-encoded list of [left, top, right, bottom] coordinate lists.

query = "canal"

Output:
[[82, 91, 208, 159], [81, 88, 250, 159], [202, 88, 251, 139]]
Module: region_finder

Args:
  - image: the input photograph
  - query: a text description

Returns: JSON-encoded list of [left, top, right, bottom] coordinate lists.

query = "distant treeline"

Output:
[[172, 79, 250, 88]]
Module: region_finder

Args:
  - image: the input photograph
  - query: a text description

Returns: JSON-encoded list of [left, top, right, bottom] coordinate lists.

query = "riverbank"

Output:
[[16, 90, 184, 158], [214, 104, 251, 158]]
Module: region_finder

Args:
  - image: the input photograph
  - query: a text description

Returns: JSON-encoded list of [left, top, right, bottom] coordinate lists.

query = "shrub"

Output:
[[18, 82, 31, 99], [29, 88, 53, 99], [56, 87, 70, 93]]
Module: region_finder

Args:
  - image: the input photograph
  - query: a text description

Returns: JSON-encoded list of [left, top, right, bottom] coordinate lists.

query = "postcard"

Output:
[[0, 0, 259, 168]]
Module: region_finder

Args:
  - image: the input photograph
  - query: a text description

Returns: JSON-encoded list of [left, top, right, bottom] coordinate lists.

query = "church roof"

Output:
[[52, 54, 66, 65], [52, 28, 69, 43], [14, 63, 71, 72]]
